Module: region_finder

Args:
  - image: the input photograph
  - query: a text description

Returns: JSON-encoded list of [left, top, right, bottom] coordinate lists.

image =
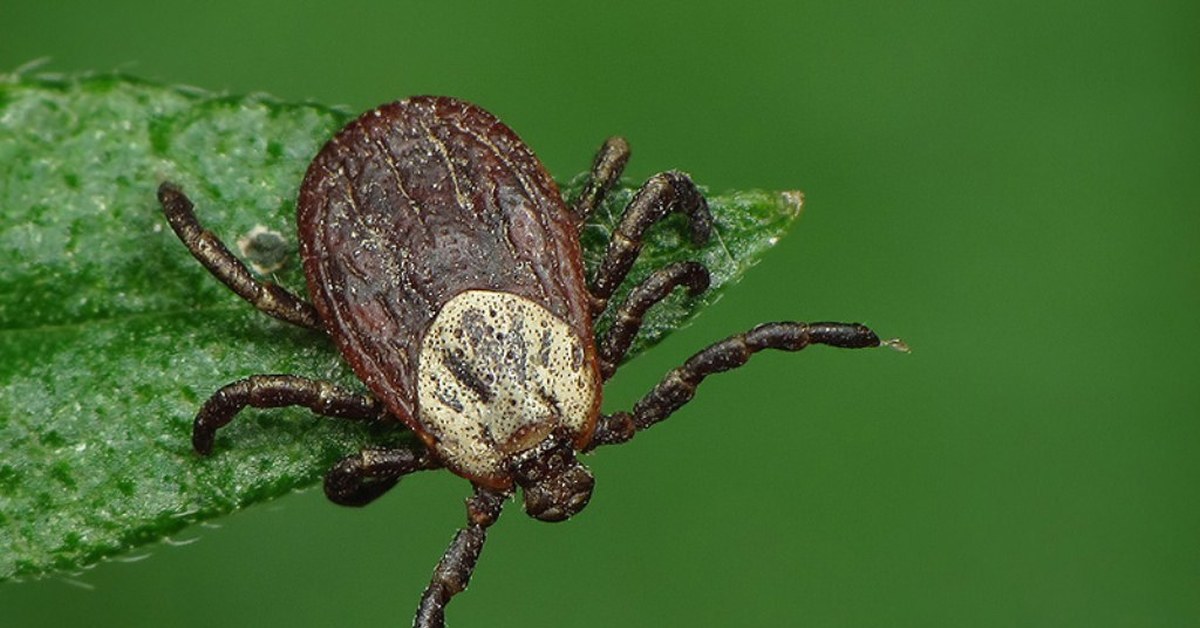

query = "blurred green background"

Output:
[[2, 1, 1196, 626]]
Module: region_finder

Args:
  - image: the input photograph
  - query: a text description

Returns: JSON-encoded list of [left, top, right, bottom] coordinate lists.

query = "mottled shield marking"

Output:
[[417, 290, 597, 485]]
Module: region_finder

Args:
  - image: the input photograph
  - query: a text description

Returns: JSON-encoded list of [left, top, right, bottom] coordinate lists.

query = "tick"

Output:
[[157, 96, 903, 628]]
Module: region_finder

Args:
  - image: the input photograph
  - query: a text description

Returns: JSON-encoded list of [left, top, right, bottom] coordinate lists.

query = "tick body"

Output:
[[158, 96, 902, 628], [299, 98, 600, 494]]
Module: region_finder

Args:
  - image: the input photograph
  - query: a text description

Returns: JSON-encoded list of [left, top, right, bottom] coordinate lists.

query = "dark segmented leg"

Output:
[[597, 261, 711, 380], [588, 171, 713, 314], [587, 322, 902, 450], [193, 374, 387, 455], [414, 487, 508, 628], [570, 136, 630, 226], [157, 182, 324, 331], [324, 446, 442, 507]]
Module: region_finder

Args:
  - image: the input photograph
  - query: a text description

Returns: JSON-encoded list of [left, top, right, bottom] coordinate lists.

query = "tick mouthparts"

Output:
[[512, 442, 595, 523], [881, 338, 911, 353], [520, 460, 595, 523]]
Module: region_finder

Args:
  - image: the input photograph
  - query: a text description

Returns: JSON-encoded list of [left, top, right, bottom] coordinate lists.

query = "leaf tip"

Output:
[[779, 190, 805, 218]]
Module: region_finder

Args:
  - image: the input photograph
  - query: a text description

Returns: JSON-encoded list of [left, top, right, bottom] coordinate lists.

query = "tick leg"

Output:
[[324, 446, 442, 507], [193, 374, 387, 455], [157, 182, 324, 331], [587, 322, 897, 449], [414, 487, 508, 628], [571, 136, 630, 226], [597, 261, 711, 380], [589, 171, 713, 314]]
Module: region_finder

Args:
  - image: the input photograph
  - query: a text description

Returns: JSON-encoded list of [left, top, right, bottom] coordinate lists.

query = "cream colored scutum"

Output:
[[417, 290, 597, 482]]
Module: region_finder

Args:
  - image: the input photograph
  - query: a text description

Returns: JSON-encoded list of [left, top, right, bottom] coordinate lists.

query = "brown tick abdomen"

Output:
[[297, 97, 599, 466]]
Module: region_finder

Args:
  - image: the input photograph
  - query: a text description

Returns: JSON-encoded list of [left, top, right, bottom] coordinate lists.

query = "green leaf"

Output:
[[0, 73, 804, 581]]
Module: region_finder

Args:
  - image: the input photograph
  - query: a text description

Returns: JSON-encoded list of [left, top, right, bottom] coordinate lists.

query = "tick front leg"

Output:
[[193, 374, 388, 455], [324, 446, 442, 507], [571, 136, 630, 226], [587, 322, 905, 449], [157, 183, 324, 331], [597, 261, 710, 380], [589, 171, 713, 314], [414, 487, 507, 628]]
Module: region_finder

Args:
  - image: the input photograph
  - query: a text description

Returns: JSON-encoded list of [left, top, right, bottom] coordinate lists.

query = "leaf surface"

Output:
[[0, 73, 803, 580]]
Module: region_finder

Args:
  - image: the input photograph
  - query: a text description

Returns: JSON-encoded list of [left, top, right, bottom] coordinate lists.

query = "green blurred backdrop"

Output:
[[2, 1, 1197, 626]]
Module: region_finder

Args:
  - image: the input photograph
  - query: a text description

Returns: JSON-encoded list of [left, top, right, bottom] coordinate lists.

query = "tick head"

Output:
[[512, 439, 594, 522]]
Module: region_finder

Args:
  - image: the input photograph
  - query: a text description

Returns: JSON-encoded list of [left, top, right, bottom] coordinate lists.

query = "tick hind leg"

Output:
[[414, 487, 508, 628], [192, 374, 387, 455], [157, 183, 324, 331], [571, 136, 630, 226], [588, 169, 713, 314], [588, 322, 904, 449]]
